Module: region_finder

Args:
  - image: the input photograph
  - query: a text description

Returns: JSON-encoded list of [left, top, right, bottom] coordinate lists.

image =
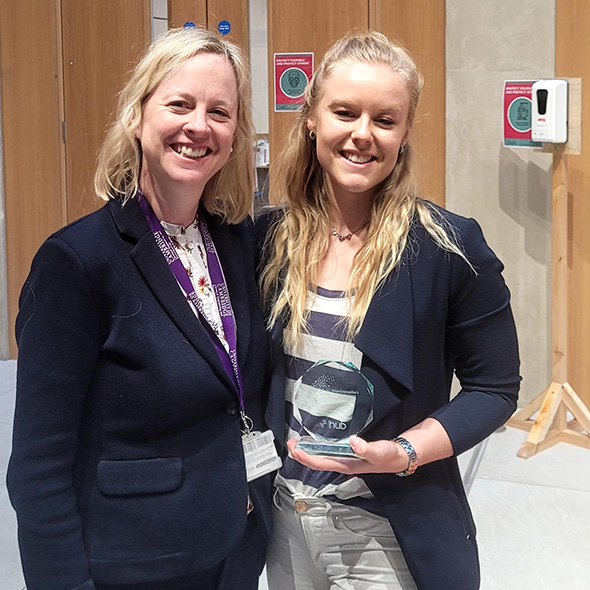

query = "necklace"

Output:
[[331, 221, 369, 242]]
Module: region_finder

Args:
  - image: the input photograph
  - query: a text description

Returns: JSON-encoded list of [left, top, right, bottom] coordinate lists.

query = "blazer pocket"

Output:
[[96, 457, 182, 496]]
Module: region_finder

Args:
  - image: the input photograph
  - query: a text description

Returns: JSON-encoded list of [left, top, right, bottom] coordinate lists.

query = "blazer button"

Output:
[[225, 401, 239, 415]]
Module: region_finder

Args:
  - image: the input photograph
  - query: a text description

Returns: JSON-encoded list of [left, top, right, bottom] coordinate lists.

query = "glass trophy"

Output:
[[292, 360, 374, 457]]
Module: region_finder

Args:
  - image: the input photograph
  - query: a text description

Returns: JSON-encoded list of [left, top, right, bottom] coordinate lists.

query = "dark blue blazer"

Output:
[[8, 198, 272, 590], [259, 206, 520, 590]]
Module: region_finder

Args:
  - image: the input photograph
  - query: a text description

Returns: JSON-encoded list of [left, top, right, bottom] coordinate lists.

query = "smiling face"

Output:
[[135, 53, 238, 221], [307, 61, 411, 205]]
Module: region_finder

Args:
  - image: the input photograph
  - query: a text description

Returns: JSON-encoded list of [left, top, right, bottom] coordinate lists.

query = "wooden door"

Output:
[[168, 0, 207, 29], [267, 0, 445, 207], [268, 0, 370, 168], [371, 0, 446, 206], [61, 0, 151, 223], [168, 0, 248, 50], [1, 0, 65, 357], [1, 0, 151, 357], [208, 0, 249, 49]]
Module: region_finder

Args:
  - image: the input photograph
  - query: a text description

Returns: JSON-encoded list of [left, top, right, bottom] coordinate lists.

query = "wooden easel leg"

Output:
[[562, 383, 590, 433], [507, 387, 548, 431], [508, 381, 590, 458], [516, 383, 563, 458]]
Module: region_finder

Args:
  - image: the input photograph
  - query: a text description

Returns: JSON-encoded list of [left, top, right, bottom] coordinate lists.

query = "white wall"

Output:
[[446, 0, 555, 405], [249, 0, 269, 134], [151, 0, 168, 38]]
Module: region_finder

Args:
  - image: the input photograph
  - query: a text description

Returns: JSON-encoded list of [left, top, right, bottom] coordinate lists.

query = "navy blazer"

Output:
[[8, 198, 272, 589], [258, 206, 520, 590]]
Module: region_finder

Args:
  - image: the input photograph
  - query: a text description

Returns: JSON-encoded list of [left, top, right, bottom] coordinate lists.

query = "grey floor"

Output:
[[1, 358, 589, 590]]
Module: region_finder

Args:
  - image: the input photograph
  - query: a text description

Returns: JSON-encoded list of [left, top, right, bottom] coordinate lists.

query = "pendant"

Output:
[[331, 228, 353, 242]]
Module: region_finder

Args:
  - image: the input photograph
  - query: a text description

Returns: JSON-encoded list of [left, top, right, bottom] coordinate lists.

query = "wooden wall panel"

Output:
[[370, 0, 446, 206], [168, 1, 248, 53], [62, 0, 151, 223], [208, 0, 249, 51], [268, 0, 370, 168], [555, 0, 590, 407], [0, 0, 64, 358], [168, 0, 207, 29]]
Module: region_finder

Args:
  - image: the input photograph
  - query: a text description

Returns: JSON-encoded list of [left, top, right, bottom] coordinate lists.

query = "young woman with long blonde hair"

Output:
[[258, 31, 520, 590]]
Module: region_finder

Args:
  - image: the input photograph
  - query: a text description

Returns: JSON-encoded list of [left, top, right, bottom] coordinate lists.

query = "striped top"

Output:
[[275, 287, 379, 509]]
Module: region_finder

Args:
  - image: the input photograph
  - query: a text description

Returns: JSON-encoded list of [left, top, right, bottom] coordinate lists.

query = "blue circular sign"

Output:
[[183, 21, 196, 29], [218, 20, 231, 35]]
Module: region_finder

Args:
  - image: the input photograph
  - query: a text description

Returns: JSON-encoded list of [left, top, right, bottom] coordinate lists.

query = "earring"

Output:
[[399, 143, 406, 155], [230, 147, 234, 153], [309, 129, 316, 140]]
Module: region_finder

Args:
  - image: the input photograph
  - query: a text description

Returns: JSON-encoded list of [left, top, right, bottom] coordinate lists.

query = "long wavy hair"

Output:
[[94, 26, 255, 224], [260, 31, 468, 349]]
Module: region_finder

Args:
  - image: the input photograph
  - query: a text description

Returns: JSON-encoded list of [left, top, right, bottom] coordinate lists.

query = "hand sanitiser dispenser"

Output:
[[531, 79, 568, 143]]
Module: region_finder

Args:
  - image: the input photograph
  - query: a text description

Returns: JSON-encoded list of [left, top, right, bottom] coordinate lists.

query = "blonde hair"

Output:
[[94, 26, 255, 224], [260, 31, 468, 348]]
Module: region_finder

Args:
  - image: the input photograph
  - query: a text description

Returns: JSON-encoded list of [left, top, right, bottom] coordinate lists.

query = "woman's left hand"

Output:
[[286, 436, 409, 475]]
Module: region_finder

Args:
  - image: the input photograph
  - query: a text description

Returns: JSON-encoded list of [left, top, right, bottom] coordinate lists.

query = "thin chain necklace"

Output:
[[331, 221, 369, 242]]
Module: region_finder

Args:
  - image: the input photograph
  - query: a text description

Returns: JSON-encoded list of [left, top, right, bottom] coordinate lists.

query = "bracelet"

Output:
[[392, 437, 418, 477]]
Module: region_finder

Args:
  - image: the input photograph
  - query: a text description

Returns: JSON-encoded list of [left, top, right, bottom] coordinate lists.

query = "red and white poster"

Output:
[[503, 80, 542, 148], [274, 53, 314, 112]]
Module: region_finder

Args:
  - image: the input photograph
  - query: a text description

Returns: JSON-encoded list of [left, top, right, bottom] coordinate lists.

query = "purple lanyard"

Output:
[[137, 194, 251, 433]]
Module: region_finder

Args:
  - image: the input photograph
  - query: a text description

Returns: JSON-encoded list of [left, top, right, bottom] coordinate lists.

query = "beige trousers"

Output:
[[266, 490, 418, 590]]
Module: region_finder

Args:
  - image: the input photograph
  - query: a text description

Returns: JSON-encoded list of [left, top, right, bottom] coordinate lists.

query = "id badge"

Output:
[[242, 430, 282, 482]]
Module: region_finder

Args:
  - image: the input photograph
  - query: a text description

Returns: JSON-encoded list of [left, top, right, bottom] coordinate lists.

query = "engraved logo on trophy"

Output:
[[292, 360, 374, 457]]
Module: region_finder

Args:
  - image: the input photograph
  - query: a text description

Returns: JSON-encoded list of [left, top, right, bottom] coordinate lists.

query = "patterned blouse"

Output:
[[160, 218, 229, 353]]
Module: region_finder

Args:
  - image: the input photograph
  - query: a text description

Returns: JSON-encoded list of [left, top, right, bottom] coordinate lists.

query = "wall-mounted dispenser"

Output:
[[531, 79, 568, 143]]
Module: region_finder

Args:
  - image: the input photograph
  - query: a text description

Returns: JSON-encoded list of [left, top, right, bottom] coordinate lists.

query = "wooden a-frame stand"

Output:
[[508, 150, 590, 458]]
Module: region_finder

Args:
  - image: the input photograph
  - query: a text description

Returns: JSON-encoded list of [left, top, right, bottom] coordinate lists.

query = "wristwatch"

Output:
[[393, 437, 418, 477]]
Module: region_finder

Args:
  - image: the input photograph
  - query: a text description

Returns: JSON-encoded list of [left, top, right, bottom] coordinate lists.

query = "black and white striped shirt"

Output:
[[275, 287, 380, 510]]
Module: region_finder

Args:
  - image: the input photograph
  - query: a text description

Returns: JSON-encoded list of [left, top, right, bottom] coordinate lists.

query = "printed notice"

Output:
[[274, 53, 314, 112], [503, 81, 542, 148]]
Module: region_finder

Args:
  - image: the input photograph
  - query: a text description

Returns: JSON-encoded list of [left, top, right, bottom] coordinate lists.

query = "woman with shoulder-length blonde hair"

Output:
[[258, 30, 520, 590], [8, 26, 275, 590]]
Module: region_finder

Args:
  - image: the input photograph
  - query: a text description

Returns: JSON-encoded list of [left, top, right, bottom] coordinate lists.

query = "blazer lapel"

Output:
[[356, 258, 414, 396], [266, 317, 287, 448], [109, 199, 236, 394]]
